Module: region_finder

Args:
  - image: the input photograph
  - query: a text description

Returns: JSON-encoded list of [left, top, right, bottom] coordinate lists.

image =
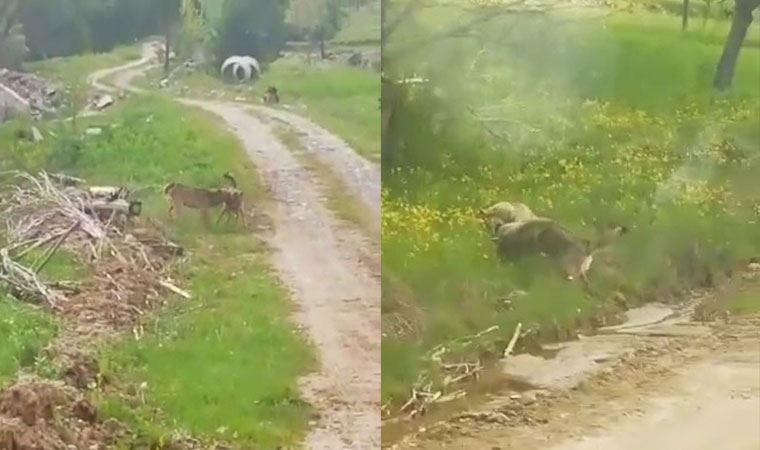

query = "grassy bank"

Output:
[[135, 52, 380, 162], [333, 1, 382, 46], [0, 297, 57, 383], [26, 44, 141, 86], [0, 94, 314, 447], [381, 7, 760, 404]]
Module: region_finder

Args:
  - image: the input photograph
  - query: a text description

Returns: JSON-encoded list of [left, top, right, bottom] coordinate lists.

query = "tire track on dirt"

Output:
[[92, 42, 381, 449]]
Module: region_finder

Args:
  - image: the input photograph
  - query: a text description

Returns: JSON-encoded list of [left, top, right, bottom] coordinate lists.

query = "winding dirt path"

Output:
[[91, 42, 381, 449]]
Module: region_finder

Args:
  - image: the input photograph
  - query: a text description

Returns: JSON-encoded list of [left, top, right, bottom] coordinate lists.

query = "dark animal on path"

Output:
[[262, 86, 279, 104]]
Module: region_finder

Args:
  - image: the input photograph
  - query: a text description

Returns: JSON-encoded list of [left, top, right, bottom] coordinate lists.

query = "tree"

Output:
[[159, 0, 182, 75], [215, 0, 289, 67], [0, 0, 29, 68], [713, 0, 760, 90], [311, 0, 345, 58], [289, 0, 345, 58], [178, 0, 211, 60], [682, 0, 690, 30]]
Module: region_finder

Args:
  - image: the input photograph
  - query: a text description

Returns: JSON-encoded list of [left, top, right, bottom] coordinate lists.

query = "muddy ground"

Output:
[[388, 282, 760, 450]]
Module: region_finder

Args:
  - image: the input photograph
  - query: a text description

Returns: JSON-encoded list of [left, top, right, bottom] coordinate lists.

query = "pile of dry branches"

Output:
[[0, 171, 187, 328], [384, 323, 524, 422]]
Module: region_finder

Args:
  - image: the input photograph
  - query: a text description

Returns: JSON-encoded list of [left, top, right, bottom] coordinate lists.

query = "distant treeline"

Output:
[[18, 0, 169, 60], [1, 0, 376, 68]]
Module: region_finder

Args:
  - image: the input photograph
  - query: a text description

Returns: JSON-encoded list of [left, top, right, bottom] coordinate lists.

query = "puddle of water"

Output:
[[598, 303, 676, 332], [381, 367, 536, 447], [381, 302, 696, 447]]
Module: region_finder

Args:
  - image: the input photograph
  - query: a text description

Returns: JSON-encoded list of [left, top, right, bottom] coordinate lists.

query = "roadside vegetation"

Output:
[[131, 0, 381, 162], [0, 297, 57, 382], [26, 44, 141, 86], [0, 94, 315, 447], [381, 0, 760, 406], [1, 0, 375, 448]]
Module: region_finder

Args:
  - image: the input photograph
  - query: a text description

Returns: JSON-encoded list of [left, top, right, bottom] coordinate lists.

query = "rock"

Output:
[[94, 94, 114, 110], [159, 78, 169, 88], [85, 127, 103, 136], [748, 262, 760, 272]]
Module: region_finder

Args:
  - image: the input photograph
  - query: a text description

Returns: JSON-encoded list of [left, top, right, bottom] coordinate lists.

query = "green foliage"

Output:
[[332, 0, 381, 45], [0, 95, 315, 446], [312, 0, 347, 43], [137, 52, 381, 160], [726, 284, 760, 314], [0, 0, 29, 68], [215, 0, 290, 66], [26, 44, 141, 86], [381, 7, 760, 404], [176, 0, 212, 59], [17, 0, 167, 60], [0, 296, 58, 383]]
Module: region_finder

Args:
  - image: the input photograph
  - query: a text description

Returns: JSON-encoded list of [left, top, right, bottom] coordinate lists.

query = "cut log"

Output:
[[85, 199, 131, 215], [84, 199, 142, 222], [87, 186, 128, 200], [49, 172, 86, 187]]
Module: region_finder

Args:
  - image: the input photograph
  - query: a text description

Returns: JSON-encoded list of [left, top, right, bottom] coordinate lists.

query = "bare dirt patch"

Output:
[[0, 172, 192, 448], [0, 376, 123, 450]]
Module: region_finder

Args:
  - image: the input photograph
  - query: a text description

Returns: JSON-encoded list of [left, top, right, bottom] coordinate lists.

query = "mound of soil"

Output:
[[0, 376, 122, 450]]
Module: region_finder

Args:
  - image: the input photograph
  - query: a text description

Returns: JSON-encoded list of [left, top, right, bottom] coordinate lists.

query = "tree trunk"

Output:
[[713, 0, 759, 91], [164, 32, 171, 75], [682, 0, 690, 30], [320, 38, 326, 59]]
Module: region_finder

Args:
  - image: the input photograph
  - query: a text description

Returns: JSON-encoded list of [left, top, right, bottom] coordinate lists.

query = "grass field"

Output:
[[726, 282, 760, 315], [0, 95, 314, 447], [26, 44, 141, 86], [381, 5, 760, 404], [137, 53, 380, 162], [0, 297, 57, 383], [333, 1, 382, 45]]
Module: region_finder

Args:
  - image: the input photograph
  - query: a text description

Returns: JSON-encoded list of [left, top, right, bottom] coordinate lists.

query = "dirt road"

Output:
[[92, 42, 381, 449], [393, 299, 760, 450]]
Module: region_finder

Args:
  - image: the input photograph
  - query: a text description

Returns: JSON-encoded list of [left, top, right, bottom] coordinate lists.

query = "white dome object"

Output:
[[221, 55, 261, 82]]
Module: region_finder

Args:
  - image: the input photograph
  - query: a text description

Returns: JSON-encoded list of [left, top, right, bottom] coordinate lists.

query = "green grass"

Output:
[[381, 7, 760, 405], [137, 52, 380, 162], [101, 235, 314, 447], [0, 296, 58, 383], [0, 95, 314, 447], [727, 283, 760, 315], [333, 2, 382, 45], [26, 44, 141, 86]]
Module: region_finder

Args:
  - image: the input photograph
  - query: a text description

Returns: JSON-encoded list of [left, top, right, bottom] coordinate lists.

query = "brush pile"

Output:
[[0, 171, 193, 449], [0, 171, 186, 330]]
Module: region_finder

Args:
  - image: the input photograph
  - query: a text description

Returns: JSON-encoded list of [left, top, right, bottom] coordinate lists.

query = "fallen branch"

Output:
[[503, 322, 522, 358], [0, 248, 63, 307], [34, 221, 78, 273], [159, 280, 192, 299]]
